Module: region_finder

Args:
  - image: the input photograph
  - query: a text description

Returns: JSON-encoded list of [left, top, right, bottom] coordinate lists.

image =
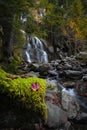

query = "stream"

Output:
[[63, 87, 87, 130]]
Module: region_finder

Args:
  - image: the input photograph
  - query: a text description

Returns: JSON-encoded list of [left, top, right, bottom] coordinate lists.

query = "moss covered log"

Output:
[[0, 68, 47, 127]]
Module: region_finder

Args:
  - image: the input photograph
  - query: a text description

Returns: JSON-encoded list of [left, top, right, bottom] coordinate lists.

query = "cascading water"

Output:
[[22, 35, 48, 63]]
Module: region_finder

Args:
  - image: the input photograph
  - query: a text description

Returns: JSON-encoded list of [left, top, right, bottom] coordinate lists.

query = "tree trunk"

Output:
[[1, 21, 13, 60]]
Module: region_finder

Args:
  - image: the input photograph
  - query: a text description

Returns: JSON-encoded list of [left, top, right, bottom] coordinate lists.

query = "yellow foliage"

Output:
[[64, 19, 84, 40]]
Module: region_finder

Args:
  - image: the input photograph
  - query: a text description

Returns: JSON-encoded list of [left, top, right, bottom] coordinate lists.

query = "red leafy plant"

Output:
[[31, 82, 40, 91]]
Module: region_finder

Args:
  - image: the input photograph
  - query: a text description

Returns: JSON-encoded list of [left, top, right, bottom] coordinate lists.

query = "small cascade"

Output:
[[22, 36, 48, 63]]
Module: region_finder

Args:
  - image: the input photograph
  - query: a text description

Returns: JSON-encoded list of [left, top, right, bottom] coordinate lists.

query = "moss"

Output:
[[47, 84, 55, 90], [0, 68, 47, 122], [6, 60, 20, 74]]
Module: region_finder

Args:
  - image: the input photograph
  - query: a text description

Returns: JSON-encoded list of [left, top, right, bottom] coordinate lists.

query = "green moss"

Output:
[[0, 68, 47, 122], [6, 59, 20, 74]]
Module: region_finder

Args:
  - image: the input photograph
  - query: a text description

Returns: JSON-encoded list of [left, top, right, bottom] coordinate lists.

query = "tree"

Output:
[[0, 0, 33, 60]]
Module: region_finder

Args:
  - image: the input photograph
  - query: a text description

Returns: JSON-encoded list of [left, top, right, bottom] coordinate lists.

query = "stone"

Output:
[[82, 75, 87, 81], [64, 70, 83, 79], [48, 70, 58, 76], [76, 81, 87, 96], [62, 89, 80, 119], [39, 63, 52, 76], [75, 112, 87, 123], [46, 101, 68, 128], [82, 69, 87, 74], [46, 79, 57, 88], [28, 63, 39, 72], [63, 63, 72, 70], [63, 81, 75, 88], [28, 71, 40, 77]]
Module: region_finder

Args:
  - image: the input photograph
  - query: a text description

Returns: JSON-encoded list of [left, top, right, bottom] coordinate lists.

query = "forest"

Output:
[[0, 0, 87, 130], [0, 0, 87, 60]]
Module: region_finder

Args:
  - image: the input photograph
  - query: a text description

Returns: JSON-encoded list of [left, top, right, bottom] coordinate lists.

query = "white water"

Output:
[[62, 87, 87, 110], [25, 51, 31, 63], [62, 88, 76, 96], [23, 36, 48, 63]]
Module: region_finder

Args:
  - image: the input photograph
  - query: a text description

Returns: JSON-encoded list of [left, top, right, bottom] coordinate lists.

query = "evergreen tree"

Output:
[[0, 0, 33, 60]]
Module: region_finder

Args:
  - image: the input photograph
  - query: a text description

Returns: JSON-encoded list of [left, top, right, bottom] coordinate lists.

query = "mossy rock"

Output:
[[0, 68, 47, 126]]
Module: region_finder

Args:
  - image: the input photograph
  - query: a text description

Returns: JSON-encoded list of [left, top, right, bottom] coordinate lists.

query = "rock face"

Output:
[[46, 101, 69, 129], [62, 89, 80, 119]]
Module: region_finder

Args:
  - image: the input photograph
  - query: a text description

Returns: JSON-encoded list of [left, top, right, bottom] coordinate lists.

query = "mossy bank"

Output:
[[0, 68, 47, 128]]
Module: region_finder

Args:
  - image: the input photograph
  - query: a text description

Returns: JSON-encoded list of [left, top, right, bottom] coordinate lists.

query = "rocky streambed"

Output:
[[18, 54, 87, 130], [0, 53, 87, 130]]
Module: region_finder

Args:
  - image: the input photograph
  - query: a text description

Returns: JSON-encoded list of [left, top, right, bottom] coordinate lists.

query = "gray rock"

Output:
[[76, 112, 87, 120], [63, 63, 72, 70], [46, 101, 68, 128], [63, 81, 75, 88], [82, 75, 87, 81], [62, 89, 80, 119], [39, 63, 52, 76], [28, 71, 40, 77], [28, 63, 39, 71], [64, 70, 83, 79], [82, 69, 87, 74], [46, 79, 58, 93], [48, 70, 58, 76]]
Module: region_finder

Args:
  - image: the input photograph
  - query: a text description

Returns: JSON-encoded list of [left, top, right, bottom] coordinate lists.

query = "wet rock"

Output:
[[39, 63, 52, 76], [63, 81, 75, 88], [72, 65, 82, 71], [62, 89, 80, 119], [76, 81, 87, 96], [81, 63, 87, 68], [82, 75, 87, 81], [46, 79, 57, 89], [46, 101, 69, 129], [58, 71, 65, 78], [48, 70, 58, 77], [56, 64, 64, 71], [82, 68, 87, 74], [28, 71, 40, 77], [28, 63, 39, 72], [74, 112, 87, 123], [64, 70, 83, 79], [63, 63, 72, 70]]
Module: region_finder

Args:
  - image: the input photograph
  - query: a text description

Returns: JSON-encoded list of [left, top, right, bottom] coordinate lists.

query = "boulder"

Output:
[[82, 75, 87, 81], [48, 69, 58, 77], [74, 112, 87, 123], [64, 70, 83, 79], [76, 81, 87, 96], [62, 89, 80, 119], [63, 81, 75, 88], [46, 101, 69, 129], [39, 63, 52, 76], [28, 63, 39, 72]]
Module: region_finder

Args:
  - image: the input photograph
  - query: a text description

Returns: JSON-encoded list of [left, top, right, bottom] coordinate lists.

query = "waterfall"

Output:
[[22, 36, 48, 63]]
